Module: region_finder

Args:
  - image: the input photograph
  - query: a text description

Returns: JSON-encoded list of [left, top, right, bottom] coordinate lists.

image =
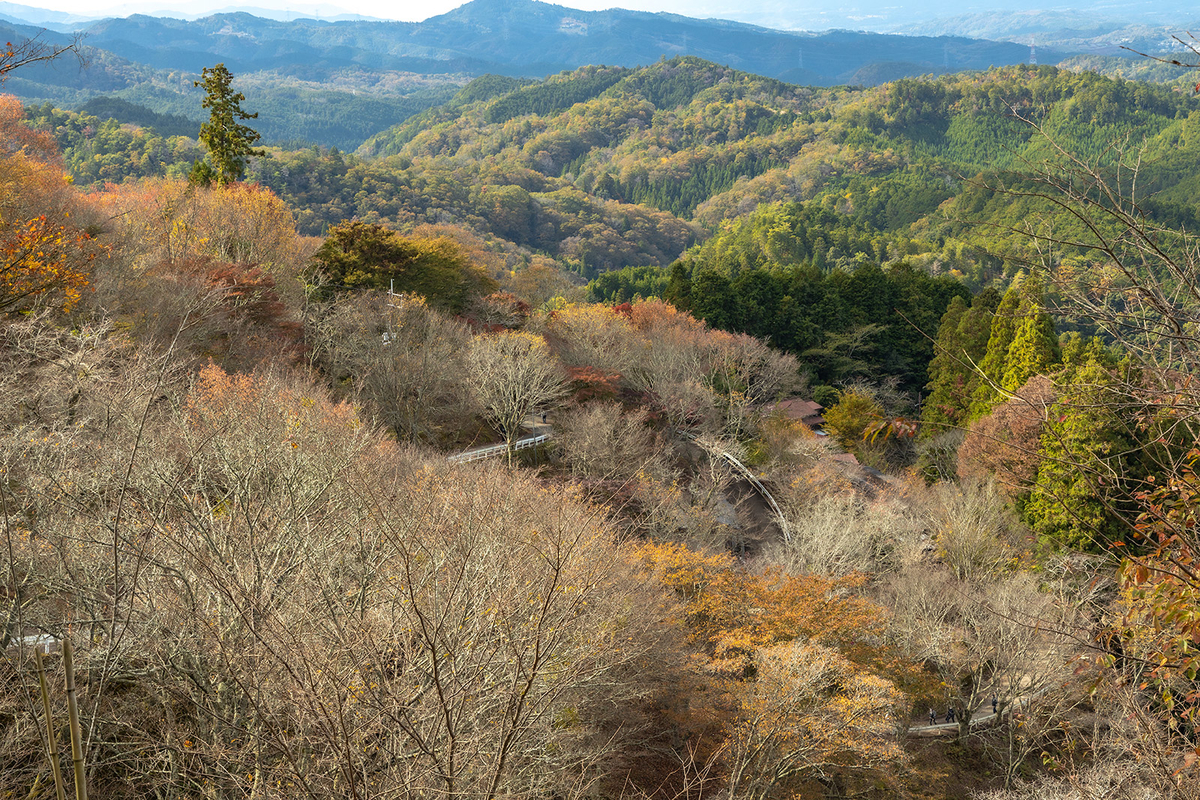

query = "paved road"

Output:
[[907, 688, 1047, 738]]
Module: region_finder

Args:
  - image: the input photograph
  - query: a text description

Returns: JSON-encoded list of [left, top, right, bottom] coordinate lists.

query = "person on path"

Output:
[[946, 708, 955, 724], [992, 696, 998, 715], [929, 708, 936, 726]]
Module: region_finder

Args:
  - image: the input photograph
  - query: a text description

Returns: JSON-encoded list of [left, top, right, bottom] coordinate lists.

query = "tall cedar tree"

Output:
[[921, 288, 1000, 435], [1024, 347, 1131, 551], [921, 295, 968, 434], [969, 278, 1023, 419], [194, 63, 263, 185], [1000, 276, 1060, 392]]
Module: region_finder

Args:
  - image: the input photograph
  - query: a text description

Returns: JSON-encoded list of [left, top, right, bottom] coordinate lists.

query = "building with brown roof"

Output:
[[773, 398, 825, 429]]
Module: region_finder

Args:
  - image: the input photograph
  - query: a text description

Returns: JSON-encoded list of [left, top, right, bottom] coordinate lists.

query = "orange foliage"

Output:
[[730, 641, 906, 792], [186, 363, 363, 452], [190, 183, 308, 271], [0, 95, 58, 162], [566, 365, 622, 403], [0, 95, 99, 313], [637, 541, 911, 796], [637, 542, 888, 674], [93, 179, 310, 278], [0, 97, 79, 226], [628, 296, 705, 336], [0, 215, 93, 312]]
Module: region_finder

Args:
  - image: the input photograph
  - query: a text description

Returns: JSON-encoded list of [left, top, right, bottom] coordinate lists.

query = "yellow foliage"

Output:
[[637, 541, 887, 671]]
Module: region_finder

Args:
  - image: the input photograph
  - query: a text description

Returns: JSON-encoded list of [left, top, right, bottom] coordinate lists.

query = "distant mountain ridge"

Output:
[[9, 0, 1070, 84], [893, 10, 1200, 54], [4, 0, 1161, 151]]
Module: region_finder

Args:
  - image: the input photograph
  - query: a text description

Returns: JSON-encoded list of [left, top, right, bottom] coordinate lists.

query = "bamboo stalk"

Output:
[[35, 647, 67, 800], [61, 638, 88, 800]]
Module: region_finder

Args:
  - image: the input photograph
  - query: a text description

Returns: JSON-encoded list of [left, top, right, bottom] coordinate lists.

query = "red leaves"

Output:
[[863, 416, 918, 443], [566, 365, 622, 403]]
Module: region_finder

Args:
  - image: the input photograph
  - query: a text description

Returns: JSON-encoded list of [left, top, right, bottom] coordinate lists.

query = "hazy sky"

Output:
[[20, 0, 784, 22]]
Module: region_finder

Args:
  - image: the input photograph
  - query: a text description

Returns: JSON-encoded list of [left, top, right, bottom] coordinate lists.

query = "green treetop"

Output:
[[194, 63, 263, 185], [921, 295, 969, 434], [921, 287, 1000, 436], [1024, 355, 1133, 551], [969, 277, 1023, 418], [312, 220, 496, 312], [999, 276, 1059, 393]]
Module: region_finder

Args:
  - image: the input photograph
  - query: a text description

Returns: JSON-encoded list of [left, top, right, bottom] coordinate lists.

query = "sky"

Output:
[[14, 0, 782, 23]]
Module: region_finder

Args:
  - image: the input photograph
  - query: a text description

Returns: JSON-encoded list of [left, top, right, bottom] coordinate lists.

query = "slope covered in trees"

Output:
[[23, 57, 1200, 403], [26, 59, 1200, 286], [5, 47, 1200, 799], [284, 61, 1198, 281]]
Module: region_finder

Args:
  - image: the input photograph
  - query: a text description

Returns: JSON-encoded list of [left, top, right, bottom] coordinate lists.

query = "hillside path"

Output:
[[447, 414, 553, 463]]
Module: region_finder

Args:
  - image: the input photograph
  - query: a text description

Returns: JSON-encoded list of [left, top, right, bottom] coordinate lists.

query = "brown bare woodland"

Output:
[[1, 353, 675, 798]]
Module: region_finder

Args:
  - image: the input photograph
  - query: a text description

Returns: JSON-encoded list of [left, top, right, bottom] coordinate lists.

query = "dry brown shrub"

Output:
[[958, 375, 1056, 497]]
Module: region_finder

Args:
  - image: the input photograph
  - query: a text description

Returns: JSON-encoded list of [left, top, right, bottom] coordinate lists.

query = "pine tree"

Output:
[[921, 295, 968, 435], [194, 63, 263, 185], [922, 288, 1000, 435]]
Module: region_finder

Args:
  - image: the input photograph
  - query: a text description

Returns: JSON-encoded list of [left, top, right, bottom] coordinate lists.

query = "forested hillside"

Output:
[[2, 0, 1103, 154], [38, 57, 1198, 272], [4, 40, 1200, 800], [25, 58, 1200, 400]]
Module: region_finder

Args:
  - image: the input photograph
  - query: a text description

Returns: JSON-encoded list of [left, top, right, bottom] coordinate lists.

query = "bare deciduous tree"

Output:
[[957, 375, 1055, 497], [311, 291, 472, 443], [556, 402, 667, 483], [467, 330, 567, 458], [1, 341, 673, 798], [0, 32, 83, 80], [925, 479, 1025, 582], [767, 493, 921, 577], [885, 569, 1078, 743]]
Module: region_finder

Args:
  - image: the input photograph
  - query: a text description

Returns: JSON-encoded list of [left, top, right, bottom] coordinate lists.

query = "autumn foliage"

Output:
[[958, 375, 1056, 496], [0, 215, 92, 312], [1121, 450, 1200, 731], [639, 543, 882, 668], [637, 542, 909, 796], [0, 96, 96, 313]]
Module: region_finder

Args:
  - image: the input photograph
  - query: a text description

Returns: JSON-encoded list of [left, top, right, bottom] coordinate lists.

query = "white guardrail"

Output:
[[447, 434, 551, 464], [676, 430, 792, 544]]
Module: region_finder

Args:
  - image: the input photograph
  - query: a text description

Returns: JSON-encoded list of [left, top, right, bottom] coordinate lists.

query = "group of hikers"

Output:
[[927, 696, 999, 727]]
